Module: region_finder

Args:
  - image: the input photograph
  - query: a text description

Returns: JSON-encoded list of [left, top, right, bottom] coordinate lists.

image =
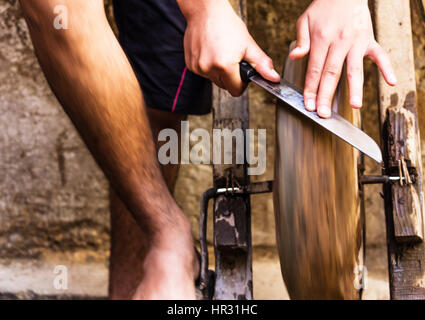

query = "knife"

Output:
[[240, 61, 383, 163]]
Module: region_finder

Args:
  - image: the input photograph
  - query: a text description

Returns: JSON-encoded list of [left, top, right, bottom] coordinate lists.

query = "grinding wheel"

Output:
[[273, 44, 364, 299]]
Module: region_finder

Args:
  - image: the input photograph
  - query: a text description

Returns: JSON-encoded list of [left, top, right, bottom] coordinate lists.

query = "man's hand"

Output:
[[290, 0, 397, 118], [178, 0, 280, 97]]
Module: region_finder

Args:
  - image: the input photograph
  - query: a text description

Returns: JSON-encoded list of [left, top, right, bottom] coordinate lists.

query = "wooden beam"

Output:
[[386, 107, 423, 243], [212, 0, 252, 300], [419, 0, 425, 21], [374, 0, 425, 299]]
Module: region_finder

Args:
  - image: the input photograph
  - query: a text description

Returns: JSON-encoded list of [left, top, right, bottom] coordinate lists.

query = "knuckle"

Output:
[[318, 95, 332, 105], [213, 56, 231, 72], [184, 55, 191, 69], [186, 62, 194, 73], [189, 63, 199, 75], [308, 66, 322, 77], [303, 90, 316, 99], [347, 66, 362, 80], [323, 65, 340, 78], [197, 58, 211, 74], [215, 62, 227, 72], [315, 27, 330, 40], [185, 57, 195, 73], [338, 28, 353, 41], [260, 56, 273, 68]]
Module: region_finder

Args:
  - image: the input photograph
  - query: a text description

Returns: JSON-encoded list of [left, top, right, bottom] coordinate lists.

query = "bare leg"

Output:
[[109, 109, 193, 299], [20, 0, 196, 300]]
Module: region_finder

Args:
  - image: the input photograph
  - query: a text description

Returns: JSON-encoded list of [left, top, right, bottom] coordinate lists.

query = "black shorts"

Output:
[[112, 0, 212, 115]]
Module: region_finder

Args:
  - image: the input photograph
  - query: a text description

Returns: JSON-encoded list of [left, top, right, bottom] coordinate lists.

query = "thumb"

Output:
[[244, 40, 280, 82], [289, 16, 310, 60]]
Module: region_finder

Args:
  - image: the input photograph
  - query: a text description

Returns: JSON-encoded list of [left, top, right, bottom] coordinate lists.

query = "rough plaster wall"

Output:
[[0, 0, 110, 261], [1, 0, 425, 297]]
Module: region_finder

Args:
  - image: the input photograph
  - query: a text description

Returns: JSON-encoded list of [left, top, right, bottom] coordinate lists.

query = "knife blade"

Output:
[[240, 61, 382, 163]]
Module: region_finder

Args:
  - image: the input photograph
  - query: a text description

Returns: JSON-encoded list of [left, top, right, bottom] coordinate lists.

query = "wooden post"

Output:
[[374, 0, 425, 299], [212, 0, 252, 300], [419, 0, 425, 20]]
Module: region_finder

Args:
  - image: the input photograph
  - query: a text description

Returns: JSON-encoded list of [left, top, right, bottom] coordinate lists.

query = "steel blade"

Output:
[[251, 75, 382, 163]]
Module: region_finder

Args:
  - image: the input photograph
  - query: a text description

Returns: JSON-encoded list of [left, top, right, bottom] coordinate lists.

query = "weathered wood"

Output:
[[419, 0, 425, 20], [212, 0, 252, 300], [374, 0, 425, 299], [273, 44, 363, 299], [386, 107, 423, 242], [387, 107, 419, 169]]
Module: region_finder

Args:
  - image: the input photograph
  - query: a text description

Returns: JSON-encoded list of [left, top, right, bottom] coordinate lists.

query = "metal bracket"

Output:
[[360, 156, 417, 185], [361, 175, 408, 184], [216, 180, 274, 195], [198, 181, 273, 299]]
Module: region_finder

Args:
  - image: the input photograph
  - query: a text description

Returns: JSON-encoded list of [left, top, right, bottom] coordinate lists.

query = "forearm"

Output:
[[20, 0, 187, 239]]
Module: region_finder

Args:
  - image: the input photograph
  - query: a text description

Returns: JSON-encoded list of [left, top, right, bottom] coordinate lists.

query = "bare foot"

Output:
[[132, 236, 199, 300]]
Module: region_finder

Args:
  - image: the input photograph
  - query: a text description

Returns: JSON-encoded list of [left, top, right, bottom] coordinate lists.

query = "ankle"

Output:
[[156, 219, 192, 246], [143, 241, 198, 279]]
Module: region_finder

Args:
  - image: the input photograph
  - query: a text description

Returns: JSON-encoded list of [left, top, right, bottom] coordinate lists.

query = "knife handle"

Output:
[[240, 61, 259, 83]]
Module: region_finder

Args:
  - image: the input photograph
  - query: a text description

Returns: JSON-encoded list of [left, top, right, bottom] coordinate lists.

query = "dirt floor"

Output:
[[253, 247, 389, 300], [0, 246, 389, 300]]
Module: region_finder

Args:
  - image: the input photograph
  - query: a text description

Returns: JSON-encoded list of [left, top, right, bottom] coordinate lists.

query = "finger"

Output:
[[221, 63, 247, 97], [303, 38, 330, 112], [212, 73, 226, 90], [346, 47, 365, 109], [184, 35, 203, 77], [316, 43, 350, 118], [366, 42, 397, 86], [244, 40, 280, 82], [289, 16, 311, 60]]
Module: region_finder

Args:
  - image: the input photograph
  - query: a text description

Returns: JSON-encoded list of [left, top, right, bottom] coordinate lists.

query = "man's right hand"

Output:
[[178, 0, 280, 97]]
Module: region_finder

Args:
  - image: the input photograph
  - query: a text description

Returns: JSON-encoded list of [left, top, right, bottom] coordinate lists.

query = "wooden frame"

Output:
[[374, 0, 425, 299], [211, 0, 253, 300]]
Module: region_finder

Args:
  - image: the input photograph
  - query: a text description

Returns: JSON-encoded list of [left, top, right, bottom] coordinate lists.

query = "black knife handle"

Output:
[[240, 61, 258, 83]]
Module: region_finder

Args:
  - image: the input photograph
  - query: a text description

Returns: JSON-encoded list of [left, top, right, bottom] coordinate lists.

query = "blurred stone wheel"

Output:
[[273, 43, 365, 300]]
